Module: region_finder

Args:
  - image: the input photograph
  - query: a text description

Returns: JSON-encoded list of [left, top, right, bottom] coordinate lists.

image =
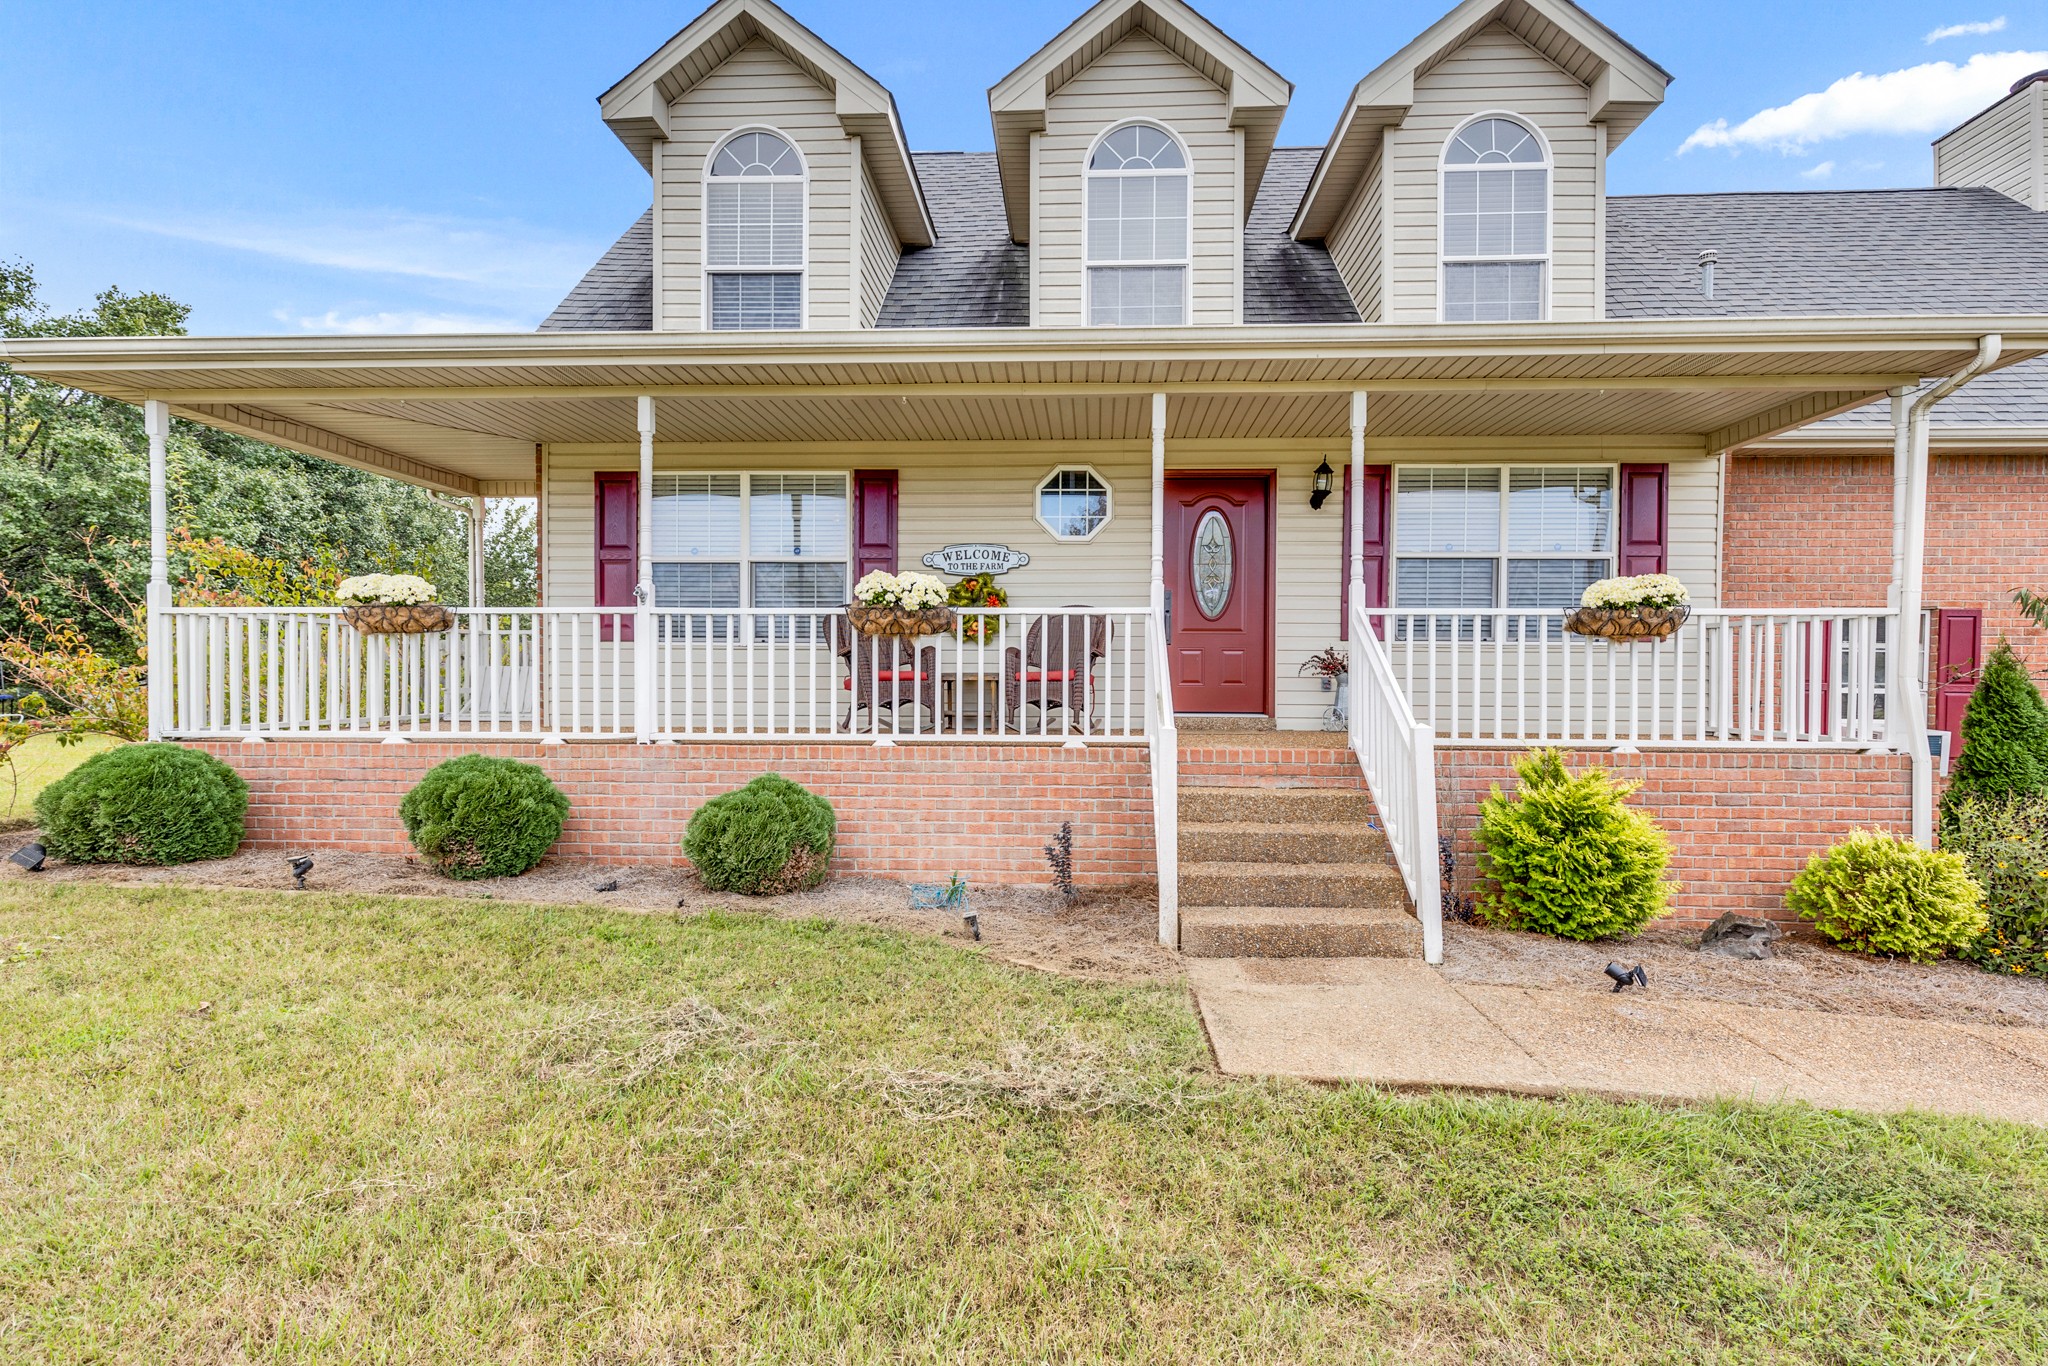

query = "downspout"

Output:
[[1894, 334, 2002, 847]]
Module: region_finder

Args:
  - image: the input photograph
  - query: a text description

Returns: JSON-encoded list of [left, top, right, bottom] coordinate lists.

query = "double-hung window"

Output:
[[1393, 465, 1613, 635], [704, 130, 805, 330], [1440, 116, 1548, 323], [650, 472, 848, 638], [1086, 123, 1189, 326]]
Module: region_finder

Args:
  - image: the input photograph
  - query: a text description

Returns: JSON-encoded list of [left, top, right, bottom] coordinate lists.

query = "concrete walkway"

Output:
[[1189, 958, 2048, 1126]]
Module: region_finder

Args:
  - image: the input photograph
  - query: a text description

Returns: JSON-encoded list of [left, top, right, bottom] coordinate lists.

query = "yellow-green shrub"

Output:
[[1785, 829, 1986, 961], [1474, 749, 1676, 940]]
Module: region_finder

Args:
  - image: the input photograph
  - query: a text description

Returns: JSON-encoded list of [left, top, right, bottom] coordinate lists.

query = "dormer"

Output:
[[600, 0, 933, 331], [1292, 0, 1668, 325], [987, 0, 1291, 326]]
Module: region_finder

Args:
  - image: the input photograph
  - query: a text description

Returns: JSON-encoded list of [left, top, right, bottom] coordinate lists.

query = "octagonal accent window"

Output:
[[1036, 466, 1112, 541]]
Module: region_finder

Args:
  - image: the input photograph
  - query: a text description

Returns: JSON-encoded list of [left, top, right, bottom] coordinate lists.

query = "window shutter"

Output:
[[1935, 608, 1984, 754], [595, 471, 637, 642], [1617, 464, 1668, 575], [852, 469, 898, 585], [1339, 464, 1392, 639]]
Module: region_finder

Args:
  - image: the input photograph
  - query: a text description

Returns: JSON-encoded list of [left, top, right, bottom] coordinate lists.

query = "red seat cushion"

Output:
[[1018, 670, 1075, 682], [843, 671, 927, 688]]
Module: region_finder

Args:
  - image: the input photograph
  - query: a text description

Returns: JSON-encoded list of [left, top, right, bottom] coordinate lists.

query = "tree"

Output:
[[1940, 640, 2048, 833], [1, 259, 468, 656], [482, 500, 539, 607]]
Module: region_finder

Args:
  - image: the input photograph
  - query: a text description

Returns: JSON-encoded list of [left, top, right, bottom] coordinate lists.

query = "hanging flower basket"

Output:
[[342, 603, 458, 635], [847, 603, 957, 638], [1564, 604, 1691, 643]]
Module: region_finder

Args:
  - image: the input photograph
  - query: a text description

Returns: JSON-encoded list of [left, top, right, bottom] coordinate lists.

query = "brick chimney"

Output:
[[1933, 70, 2048, 209]]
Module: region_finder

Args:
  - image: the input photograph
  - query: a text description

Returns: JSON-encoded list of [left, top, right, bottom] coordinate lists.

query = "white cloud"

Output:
[[1800, 160, 1836, 180], [106, 207, 594, 294], [1927, 17, 2007, 43], [288, 309, 534, 335], [1679, 48, 2048, 154]]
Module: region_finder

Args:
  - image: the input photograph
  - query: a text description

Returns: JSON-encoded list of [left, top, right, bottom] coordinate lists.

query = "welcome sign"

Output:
[[920, 543, 1032, 576]]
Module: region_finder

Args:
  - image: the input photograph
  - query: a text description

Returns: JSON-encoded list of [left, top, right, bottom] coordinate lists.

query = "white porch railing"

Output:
[[1361, 608, 1898, 747], [1348, 602, 1443, 965], [159, 605, 1154, 742]]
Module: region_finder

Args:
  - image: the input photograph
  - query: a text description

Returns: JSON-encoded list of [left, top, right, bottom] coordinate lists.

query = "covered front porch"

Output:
[[7, 317, 2039, 954]]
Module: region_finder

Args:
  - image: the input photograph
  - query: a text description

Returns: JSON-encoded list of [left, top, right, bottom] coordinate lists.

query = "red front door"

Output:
[[1164, 474, 1272, 715]]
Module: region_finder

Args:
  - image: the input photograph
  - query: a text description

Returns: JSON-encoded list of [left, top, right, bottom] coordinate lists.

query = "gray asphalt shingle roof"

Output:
[[538, 166, 2046, 432], [538, 209, 652, 332], [1606, 189, 2048, 430]]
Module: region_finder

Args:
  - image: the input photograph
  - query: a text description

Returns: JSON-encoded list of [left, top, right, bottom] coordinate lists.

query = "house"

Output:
[[7, 0, 2047, 965]]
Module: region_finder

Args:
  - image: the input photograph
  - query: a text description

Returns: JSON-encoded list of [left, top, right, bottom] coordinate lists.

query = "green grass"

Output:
[[0, 732, 122, 826], [5, 884, 2048, 1363]]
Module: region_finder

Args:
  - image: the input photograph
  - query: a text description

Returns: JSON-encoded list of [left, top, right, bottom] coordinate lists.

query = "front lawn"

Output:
[[4, 884, 2047, 1362]]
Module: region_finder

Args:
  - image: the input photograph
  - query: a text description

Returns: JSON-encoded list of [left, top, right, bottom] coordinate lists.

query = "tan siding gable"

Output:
[[656, 39, 856, 331], [858, 156, 899, 327], [1934, 82, 2045, 209], [1384, 24, 1601, 324], [1034, 32, 1238, 327], [1325, 148, 1385, 322]]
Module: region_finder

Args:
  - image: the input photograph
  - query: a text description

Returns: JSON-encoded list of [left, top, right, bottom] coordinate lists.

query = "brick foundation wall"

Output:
[[1436, 747, 1912, 928], [189, 740, 1155, 887], [1724, 452, 2048, 657]]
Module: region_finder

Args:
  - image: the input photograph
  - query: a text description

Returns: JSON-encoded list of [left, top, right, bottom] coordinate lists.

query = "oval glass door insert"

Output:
[[1191, 509, 1234, 618]]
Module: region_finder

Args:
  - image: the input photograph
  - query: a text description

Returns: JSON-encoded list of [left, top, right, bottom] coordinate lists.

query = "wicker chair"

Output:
[[834, 616, 940, 731], [1002, 610, 1109, 734]]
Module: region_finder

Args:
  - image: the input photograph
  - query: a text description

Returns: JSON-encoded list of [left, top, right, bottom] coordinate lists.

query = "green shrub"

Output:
[[34, 742, 246, 866], [684, 773, 835, 895], [1942, 791, 2048, 860], [1474, 748, 1676, 940], [1939, 642, 2048, 835], [399, 754, 568, 880], [1785, 829, 1986, 961], [1957, 838, 2048, 976]]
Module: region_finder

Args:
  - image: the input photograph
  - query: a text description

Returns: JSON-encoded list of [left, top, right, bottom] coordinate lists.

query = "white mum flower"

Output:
[[1580, 574, 1689, 610], [336, 573, 439, 606]]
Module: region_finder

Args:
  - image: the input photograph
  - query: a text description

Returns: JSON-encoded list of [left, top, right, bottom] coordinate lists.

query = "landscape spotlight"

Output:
[[289, 855, 314, 889], [1604, 962, 1648, 993], [10, 843, 46, 872], [962, 910, 981, 942]]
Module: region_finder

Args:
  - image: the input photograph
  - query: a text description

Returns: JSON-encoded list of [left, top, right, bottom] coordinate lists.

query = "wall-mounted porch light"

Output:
[[1309, 459, 1336, 511]]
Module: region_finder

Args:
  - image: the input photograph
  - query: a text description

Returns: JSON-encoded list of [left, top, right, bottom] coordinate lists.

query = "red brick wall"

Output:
[[1437, 747, 1912, 928], [1724, 452, 2048, 658], [189, 740, 1154, 887]]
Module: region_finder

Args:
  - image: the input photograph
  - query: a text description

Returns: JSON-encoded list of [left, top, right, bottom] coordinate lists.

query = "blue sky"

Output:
[[4, 0, 2044, 334]]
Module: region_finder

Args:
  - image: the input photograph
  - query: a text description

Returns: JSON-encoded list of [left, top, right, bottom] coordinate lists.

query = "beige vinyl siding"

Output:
[[1934, 81, 2046, 210], [1033, 33, 1238, 327], [1325, 147, 1385, 322], [857, 156, 899, 328], [540, 438, 1713, 731], [656, 39, 857, 331], [1383, 24, 1602, 324]]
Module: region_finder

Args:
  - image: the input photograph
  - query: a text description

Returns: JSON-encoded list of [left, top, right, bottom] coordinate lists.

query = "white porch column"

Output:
[[1347, 392, 1368, 613], [145, 399, 171, 741], [468, 496, 487, 610], [1149, 392, 1167, 623], [635, 396, 656, 743]]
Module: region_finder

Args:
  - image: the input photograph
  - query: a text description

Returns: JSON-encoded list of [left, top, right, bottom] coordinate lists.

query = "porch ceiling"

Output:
[[6, 318, 2042, 495]]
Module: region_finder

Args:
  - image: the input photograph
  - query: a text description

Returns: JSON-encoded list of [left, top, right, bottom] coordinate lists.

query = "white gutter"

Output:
[[1893, 333, 2003, 848]]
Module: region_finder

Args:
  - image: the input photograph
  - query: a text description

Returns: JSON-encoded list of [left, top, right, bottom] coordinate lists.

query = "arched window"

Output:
[[1440, 116, 1548, 323], [1086, 123, 1188, 326], [704, 129, 805, 330]]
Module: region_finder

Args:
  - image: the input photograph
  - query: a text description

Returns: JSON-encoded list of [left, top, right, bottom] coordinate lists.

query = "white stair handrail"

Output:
[[1348, 605, 1443, 964], [1146, 610, 1179, 949]]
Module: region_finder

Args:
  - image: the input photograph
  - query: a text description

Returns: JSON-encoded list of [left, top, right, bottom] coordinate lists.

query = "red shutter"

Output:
[[853, 469, 898, 585], [1617, 464, 1669, 575], [1340, 464, 1392, 640], [1935, 608, 1984, 754], [594, 471, 637, 642]]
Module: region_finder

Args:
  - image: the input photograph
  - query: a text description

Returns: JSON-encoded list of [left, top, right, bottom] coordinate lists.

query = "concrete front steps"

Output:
[[1177, 774, 1421, 960]]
